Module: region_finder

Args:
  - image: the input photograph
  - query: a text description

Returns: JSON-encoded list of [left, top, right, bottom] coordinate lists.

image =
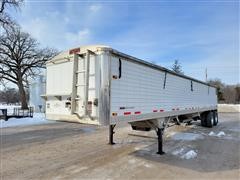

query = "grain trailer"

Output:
[[43, 45, 218, 154]]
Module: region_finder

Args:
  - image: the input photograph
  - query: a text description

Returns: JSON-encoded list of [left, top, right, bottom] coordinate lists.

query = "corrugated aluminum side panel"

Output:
[[110, 55, 217, 123]]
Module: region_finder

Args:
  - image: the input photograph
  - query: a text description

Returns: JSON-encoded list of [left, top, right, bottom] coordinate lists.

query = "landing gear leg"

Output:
[[157, 128, 165, 155], [109, 124, 116, 145]]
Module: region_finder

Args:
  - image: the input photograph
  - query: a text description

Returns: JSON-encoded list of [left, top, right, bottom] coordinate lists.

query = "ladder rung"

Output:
[[76, 70, 85, 73], [89, 88, 96, 90], [76, 84, 86, 87]]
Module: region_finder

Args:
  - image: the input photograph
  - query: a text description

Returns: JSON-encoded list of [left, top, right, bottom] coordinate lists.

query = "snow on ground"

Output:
[[172, 148, 185, 156], [0, 113, 54, 128], [229, 128, 240, 132], [181, 150, 198, 159], [208, 131, 226, 137], [171, 147, 198, 159], [169, 132, 204, 141], [218, 104, 240, 113]]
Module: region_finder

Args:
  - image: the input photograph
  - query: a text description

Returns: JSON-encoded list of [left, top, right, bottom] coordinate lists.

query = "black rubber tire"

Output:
[[206, 111, 214, 128], [213, 111, 218, 126], [200, 113, 207, 127]]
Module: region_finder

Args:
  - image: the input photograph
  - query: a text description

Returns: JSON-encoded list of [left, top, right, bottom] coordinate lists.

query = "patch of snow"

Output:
[[181, 150, 197, 160], [208, 131, 226, 137], [172, 148, 185, 156], [217, 131, 225, 137], [209, 131, 216, 136], [134, 147, 140, 151], [229, 128, 240, 132], [144, 163, 152, 168], [0, 113, 54, 128], [171, 132, 204, 141]]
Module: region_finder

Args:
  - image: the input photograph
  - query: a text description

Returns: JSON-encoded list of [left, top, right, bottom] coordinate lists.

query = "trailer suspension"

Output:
[[109, 124, 116, 145]]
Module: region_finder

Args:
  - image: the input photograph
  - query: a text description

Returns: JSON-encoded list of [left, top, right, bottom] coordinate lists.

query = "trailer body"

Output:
[[44, 45, 217, 127]]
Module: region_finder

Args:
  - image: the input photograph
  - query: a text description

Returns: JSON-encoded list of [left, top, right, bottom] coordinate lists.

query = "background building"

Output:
[[29, 75, 46, 112]]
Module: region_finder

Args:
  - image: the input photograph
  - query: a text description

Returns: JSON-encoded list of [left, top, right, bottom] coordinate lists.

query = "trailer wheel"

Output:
[[200, 113, 207, 127], [206, 111, 214, 128], [213, 111, 218, 126]]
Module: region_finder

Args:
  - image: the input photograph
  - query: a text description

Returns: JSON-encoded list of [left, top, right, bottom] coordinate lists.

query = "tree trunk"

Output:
[[17, 79, 28, 109]]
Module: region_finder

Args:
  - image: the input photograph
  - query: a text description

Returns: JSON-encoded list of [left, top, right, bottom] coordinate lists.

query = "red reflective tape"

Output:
[[153, 110, 158, 112], [134, 111, 141, 114], [160, 109, 164, 112], [124, 112, 131, 115]]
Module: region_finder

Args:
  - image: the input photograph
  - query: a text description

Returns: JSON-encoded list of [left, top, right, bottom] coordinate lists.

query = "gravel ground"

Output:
[[0, 113, 240, 180]]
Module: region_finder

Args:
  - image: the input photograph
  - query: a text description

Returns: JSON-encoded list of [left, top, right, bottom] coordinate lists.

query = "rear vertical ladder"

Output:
[[71, 50, 94, 116]]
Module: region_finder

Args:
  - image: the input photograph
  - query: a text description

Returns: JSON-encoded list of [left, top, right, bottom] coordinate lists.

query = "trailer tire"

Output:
[[206, 111, 214, 128], [200, 113, 207, 127], [213, 111, 218, 126]]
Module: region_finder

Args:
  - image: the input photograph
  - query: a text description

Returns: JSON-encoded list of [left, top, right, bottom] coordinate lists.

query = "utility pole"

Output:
[[205, 68, 208, 82]]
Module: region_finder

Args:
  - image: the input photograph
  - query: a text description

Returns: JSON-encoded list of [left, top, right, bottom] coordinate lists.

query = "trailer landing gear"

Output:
[[156, 128, 165, 155], [109, 124, 116, 145]]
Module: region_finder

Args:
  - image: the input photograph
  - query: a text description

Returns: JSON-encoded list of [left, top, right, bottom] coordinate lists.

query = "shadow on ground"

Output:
[[129, 116, 240, 173]]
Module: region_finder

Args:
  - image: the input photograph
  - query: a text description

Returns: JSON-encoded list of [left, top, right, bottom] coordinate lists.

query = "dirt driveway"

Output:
[[1, 113, 240, 180]]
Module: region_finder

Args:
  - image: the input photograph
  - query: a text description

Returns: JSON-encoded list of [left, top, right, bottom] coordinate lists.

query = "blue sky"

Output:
[[9, 0, 239, 84]]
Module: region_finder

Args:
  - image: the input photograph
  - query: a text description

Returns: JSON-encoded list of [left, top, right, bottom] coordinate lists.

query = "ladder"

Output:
[[71, 50, 94, 117]]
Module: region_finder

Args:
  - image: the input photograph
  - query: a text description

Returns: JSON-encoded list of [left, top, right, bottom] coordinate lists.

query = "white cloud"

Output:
[[65, 29, 91, 47], [21, 18, 47, 41], [89, 4, 102, 12], [17, 2, 107, 50]]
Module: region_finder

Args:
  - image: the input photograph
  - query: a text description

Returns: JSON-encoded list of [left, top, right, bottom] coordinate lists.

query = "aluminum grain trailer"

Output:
[[44, 45, 218, 154]]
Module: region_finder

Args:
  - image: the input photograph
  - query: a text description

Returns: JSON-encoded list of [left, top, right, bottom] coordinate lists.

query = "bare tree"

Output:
[[0, 0, 23, 28], [171, 59, 184, 74], [0, 25, 58, 109], [235, 85, 240, 103], [207, 78, 225, 102], [223, 85, 236, 104], [0, 87, 20, 104]]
